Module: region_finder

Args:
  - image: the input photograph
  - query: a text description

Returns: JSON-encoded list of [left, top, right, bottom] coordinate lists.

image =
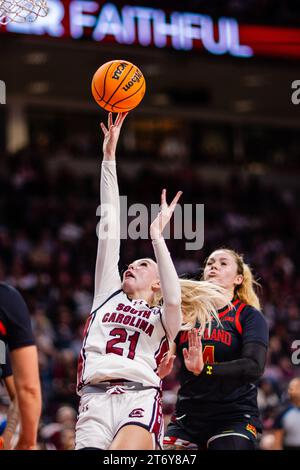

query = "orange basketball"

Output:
[[91, 60, 146, 112]]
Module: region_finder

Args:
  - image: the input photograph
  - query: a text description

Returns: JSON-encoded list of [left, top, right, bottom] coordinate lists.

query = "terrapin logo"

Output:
[[112, 62, 128, 80], [129, 408, 145, 418], [123, 70, 143, 91]]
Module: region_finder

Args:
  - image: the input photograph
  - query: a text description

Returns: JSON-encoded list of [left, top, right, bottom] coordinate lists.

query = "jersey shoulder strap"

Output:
[[91, 289, 122, 316]]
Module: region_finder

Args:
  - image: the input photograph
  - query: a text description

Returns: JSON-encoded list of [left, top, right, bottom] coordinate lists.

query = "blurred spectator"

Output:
[[258, 378, 280, 417], [39, 405, 77, 450], [272, 378, 300, 450]]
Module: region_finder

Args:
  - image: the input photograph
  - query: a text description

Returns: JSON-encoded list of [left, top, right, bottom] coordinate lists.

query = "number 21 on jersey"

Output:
[[106, 328, 140, 360]]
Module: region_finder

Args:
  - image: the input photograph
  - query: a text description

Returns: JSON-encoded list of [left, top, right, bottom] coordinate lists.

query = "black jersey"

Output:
[[174, 299, 269, 429], [0, 283, 35, 376]]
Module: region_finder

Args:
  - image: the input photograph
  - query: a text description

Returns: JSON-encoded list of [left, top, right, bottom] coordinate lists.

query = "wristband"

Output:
[[0, 436, 4, 450]]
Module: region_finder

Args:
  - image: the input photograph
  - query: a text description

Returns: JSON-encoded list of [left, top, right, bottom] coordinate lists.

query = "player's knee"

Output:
[[110, 425, 154, 450]]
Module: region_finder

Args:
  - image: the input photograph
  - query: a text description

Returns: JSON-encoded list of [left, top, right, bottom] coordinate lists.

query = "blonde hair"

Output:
[[179, 279, 229, 334], [211, 248, 261, 310], [153, 279, 229, 334]]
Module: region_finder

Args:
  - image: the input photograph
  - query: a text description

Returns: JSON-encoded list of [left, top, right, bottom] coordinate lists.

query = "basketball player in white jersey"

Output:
[[75, 112, 183, 450]]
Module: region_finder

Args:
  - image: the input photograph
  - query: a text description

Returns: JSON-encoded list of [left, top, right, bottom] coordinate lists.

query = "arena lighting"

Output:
[[5, 0, 253, 58]]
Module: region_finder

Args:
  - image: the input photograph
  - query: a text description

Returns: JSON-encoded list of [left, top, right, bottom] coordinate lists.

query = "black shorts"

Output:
[[164, 415, 258, 450]]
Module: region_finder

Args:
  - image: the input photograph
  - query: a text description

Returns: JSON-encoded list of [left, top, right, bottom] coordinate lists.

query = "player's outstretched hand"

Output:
[[150, 189, 182, 240], [157, 351, 176, 379], [183, 328, 204, 376], [100, 112, 128, 160]]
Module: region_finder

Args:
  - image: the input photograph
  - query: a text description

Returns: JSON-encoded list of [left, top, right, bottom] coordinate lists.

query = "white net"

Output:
[[0, 0, 48, 24]]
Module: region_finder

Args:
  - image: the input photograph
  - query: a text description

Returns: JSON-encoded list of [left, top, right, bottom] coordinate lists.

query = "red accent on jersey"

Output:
[[149, 391, 163, 441], [218, 299, 240, 318], [202, 345, 215, 363], [235, 302, 246, 334], [178, 331, 188, 345], [77, 313, 95, 389], [163, 436, 178, 445], [155, 336, 169, 368], [0, 321, 7, 336]]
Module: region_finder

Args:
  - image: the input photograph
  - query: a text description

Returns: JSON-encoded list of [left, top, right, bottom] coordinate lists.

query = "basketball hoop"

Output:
[[0, 0, 48, 24]]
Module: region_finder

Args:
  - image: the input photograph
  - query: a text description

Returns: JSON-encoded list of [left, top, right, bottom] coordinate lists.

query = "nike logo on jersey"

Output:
[[176, 414, 186, 421]]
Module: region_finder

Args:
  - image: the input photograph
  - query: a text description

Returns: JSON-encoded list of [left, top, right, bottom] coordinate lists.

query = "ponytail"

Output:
[[235, 262, 261, 310], [222, 249, 261, 310]]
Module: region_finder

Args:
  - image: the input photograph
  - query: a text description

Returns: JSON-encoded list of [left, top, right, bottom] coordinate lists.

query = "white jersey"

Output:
[[77, 161, 181, 395], [77, 290, 169, 392]]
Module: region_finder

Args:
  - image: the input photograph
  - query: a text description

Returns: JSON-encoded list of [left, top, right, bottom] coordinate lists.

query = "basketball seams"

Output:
[[102, 61, 115, 101], [95, 97, 132, 112], [111, 78, 145, 107], [93, 90, 131, 110], [92, 80, 102, 101], [92, 60, 145, 112], [92, 61, 114, 102], [93, 82, 128, 111], [106, 64, 134, 106]]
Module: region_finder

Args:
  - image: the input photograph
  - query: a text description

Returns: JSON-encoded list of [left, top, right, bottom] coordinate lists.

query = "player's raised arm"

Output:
[[150, 189, 183, 341], [92, 113, 128, 308]]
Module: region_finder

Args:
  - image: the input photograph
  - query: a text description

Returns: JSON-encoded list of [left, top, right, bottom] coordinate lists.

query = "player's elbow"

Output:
[[164, 297, 181, 310], [246, 359, 265, 382], [164, 306, 182, 341], [164, 289, 182, 310]]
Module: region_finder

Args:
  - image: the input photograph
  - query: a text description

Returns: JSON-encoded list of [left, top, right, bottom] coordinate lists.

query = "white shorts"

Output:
[[75, 388, 163, 450]]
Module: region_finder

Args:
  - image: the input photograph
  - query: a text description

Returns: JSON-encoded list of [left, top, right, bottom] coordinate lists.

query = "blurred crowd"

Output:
[[0, 131, 299, 450], [169, 0, 300, 25]]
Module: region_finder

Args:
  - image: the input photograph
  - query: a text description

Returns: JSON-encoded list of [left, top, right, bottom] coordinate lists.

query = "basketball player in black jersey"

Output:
[[162, 248, 269, 450], [0, 282, 41, 449]]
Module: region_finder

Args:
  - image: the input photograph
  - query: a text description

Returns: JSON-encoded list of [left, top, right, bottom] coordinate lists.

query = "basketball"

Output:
[[91, 60, 146, 113]]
